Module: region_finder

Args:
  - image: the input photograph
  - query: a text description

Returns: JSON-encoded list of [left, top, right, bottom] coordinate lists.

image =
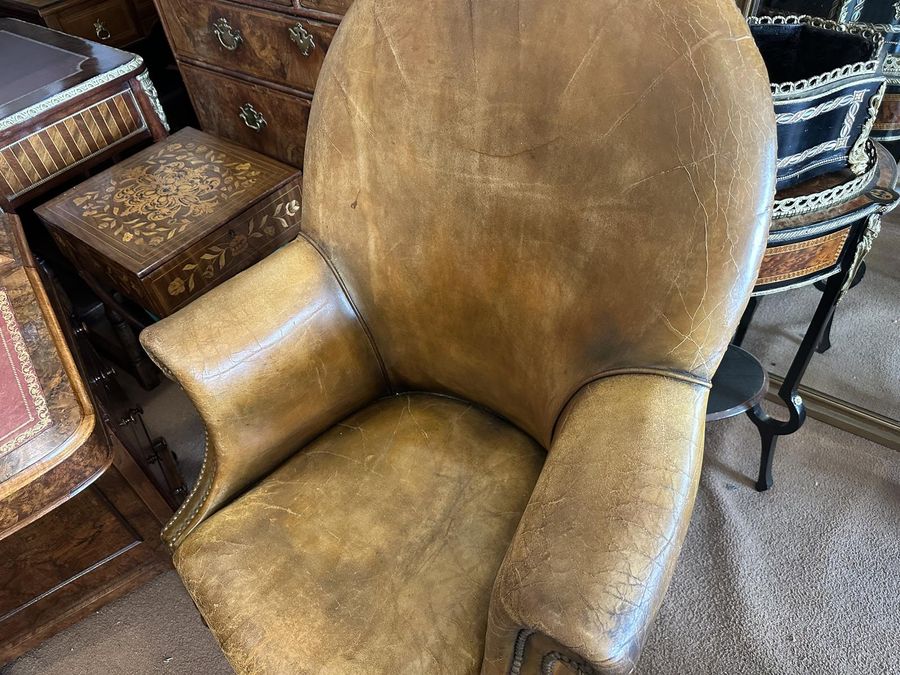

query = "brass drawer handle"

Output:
[[212, 17, 243, 51], [239, 103, 267, 132], [289, 22, 315, 56], [94, 19, 111, 41]]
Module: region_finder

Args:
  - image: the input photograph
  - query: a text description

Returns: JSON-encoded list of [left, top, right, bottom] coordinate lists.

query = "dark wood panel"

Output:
[[50, 0, 142, 47], [0, 487, 139, 615], [158, 0, 334, 94], [0, 462, 170, 664], [132, 0, 158, 30], [180, 64, 309, 167]]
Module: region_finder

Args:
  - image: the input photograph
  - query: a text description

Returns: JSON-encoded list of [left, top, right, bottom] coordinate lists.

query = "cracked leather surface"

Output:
[[173, 394, 544, 674], [303, 0, 775, 446], [141, 0, 775, 670], [483, 375, 707, 674], [140, 237, 386, 548]]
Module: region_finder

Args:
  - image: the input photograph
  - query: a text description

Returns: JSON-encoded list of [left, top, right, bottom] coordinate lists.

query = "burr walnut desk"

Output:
[[0, 18, 168, 213], [0, 211, 170, 664]]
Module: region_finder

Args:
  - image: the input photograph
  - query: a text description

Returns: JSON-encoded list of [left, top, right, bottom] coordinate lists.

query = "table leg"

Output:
[[105, 295, 159, 391], [745, 269, 847, 491], [815, 261, 867, 354], [732, 296, 760, 347]]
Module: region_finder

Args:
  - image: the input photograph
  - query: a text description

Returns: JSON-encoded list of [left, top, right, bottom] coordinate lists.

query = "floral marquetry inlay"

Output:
[[164, 197, 300, 297], [37, 128, 301, 317], [70, 141, 262, 248]]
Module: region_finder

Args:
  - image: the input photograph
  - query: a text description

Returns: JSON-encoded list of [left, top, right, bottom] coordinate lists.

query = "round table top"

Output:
[[707, 344, 768, 422]]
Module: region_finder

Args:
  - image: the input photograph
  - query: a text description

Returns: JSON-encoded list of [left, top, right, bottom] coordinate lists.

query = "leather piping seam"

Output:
[[294, 231, 394, 393], [508, 628, 535, 675], [161, 431, 215, 548], [541, 652, 594, 675], [509, 630, 617, 675], [550, 367, 711, 445], [141, 344, 215, 549]]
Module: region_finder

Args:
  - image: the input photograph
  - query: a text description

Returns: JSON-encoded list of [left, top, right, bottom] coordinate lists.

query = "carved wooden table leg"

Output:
[[105, 291, 159, 390]]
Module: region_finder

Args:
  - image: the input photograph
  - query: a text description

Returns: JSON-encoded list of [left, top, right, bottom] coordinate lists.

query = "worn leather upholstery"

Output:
[[174, 394, 544, 673], [140, 0, 775, 671], [141, 239, 387, 549]]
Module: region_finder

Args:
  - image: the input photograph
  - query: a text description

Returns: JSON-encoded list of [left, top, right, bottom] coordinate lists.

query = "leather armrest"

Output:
[[483, 373, 707, 674], [140, 236, 387, 550]]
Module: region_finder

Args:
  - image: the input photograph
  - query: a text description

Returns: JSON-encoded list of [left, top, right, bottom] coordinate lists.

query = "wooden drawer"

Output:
[[0, 463, 168, 663], [181, 64, 310, 168], [49, 0, 142, 48], [146, 180, 302, 315], [159, 0, 334, 95], [756, 227, 851, 288], [299, 0, 352, 16], [225, 0, 294, 9]]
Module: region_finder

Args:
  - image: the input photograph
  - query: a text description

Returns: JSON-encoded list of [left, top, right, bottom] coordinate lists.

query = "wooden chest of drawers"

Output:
[[36, 128, 302, 318], [153, 0, 352, 168]]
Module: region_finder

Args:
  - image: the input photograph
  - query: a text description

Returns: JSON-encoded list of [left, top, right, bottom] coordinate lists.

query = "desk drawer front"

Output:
[[51, 0, 142, 47], [181, 65, 309, 168], [160, 0, 334, 94], [0, 90, 146, 203], [298, 0, 352, 15], [756, 227, 851, 288]]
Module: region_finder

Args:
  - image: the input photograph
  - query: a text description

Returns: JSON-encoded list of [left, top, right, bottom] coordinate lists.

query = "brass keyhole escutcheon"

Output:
[[94, 19, 111, 41], [239, 103, 267, 132], [289, 23, 316, 57], [212, 17, 243, 51]]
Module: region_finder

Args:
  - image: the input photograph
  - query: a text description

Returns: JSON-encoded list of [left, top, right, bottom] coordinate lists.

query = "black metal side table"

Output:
[[716, 142, 899, 491]]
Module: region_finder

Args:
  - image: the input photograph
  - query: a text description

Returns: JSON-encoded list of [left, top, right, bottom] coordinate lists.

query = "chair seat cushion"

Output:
[[174, 393, 545, 674]]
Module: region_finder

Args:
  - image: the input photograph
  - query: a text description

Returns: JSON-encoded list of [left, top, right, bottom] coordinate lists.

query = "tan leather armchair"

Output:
[[141, 0, 775, 672]]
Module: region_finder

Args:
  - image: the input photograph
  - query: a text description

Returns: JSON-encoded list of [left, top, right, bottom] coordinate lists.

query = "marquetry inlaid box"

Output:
[[36, 127, 301, 318]]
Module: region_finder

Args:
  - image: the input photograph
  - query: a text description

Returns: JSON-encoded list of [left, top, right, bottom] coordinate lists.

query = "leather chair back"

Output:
[[301, 0, 776, 446]]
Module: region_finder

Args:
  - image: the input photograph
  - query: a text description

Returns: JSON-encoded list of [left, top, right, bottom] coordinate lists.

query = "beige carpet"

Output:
[[3, 411, 898, 675]]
